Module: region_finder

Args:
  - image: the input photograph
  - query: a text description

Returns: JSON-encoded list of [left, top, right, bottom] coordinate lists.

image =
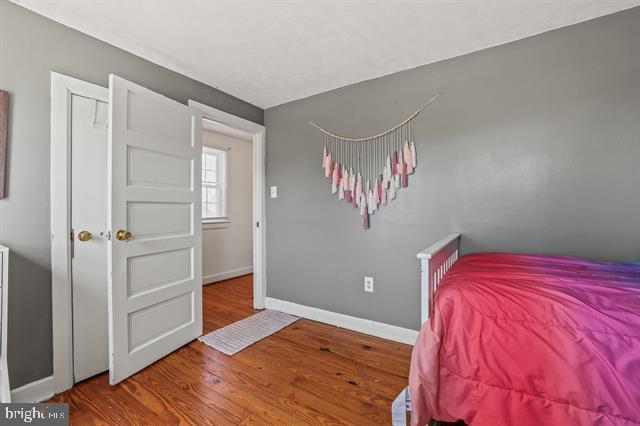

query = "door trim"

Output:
[[188, 100, 267, 309], [50, 72, 109, 393]]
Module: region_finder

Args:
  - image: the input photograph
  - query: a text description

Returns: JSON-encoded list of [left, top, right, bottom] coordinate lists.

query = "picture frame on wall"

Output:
[[0, 90, 7, 199]]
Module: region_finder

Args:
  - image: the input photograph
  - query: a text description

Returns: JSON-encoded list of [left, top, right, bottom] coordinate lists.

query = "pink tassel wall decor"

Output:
[[313, 94, 439, 229]]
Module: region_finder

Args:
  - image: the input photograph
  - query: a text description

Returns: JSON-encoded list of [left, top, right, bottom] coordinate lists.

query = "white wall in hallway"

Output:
[[202, 130, 253, 283]]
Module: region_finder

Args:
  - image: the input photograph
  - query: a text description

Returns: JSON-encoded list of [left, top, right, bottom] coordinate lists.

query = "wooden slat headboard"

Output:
[[417, 233, 461, 324]]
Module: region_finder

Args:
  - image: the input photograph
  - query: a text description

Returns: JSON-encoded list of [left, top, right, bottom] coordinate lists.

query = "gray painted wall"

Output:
[[265, 8, 640, 331], [0, 2, 262, 389]]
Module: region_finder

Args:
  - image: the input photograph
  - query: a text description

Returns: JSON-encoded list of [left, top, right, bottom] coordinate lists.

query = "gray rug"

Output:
[[198, 309, 299, 355]]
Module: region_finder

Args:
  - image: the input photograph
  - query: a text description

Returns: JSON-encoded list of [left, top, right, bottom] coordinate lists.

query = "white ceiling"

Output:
[[13, 0, 640, 108]]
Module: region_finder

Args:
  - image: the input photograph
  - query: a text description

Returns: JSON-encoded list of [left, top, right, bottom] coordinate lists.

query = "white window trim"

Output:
[[202, 220, 231, 231], [202, 218, 231, 224]]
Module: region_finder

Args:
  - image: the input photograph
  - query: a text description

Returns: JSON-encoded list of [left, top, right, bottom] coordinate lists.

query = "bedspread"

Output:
[[408, 253, 640, 425]]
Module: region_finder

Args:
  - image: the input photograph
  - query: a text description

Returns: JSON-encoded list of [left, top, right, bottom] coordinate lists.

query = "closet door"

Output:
[[107, 74, 202, 385]]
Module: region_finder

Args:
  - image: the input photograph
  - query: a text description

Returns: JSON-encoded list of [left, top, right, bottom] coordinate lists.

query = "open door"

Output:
[[107, 75, 202, 385]]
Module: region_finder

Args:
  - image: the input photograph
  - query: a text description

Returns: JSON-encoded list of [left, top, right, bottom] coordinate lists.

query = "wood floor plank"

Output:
[[274, 323, 411, 377], [250, 336, 406, 402], [183, 342, 385, 425], [49, 274, 413, 425], [177, 346, 345, 425]]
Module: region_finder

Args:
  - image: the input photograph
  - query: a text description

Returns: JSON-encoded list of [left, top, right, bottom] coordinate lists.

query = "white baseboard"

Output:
[[11, 375, 55, 403], [264, 297, 419, 345], [203, 266, 253, 285]]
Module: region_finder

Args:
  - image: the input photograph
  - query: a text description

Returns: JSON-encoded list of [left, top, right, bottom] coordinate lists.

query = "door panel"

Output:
[[128, 291, 194, 352], [127, 147, 193, 189], [108, 75, 202, 385], [127, 202, 193, 240], [126, 91, 193, 145], [71, 95, 109, 382], [127, 248, 194, 298]]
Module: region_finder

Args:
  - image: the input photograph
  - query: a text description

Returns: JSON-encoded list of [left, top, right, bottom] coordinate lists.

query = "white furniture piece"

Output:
[[391, 233, 462, 425], [0, 244, 9, 402], [417, 233, 461, 324]]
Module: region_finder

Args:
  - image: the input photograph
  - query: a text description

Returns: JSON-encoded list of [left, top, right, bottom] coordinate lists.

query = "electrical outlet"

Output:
[[270, 185, 278, 199], [364, 277, 374, 293]]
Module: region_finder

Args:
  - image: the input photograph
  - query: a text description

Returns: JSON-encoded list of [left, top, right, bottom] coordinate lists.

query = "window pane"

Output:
[[205, 204, 217, 218], [207, 187, 218, 203], [202, 203, 217, 219], [202, 148, 227, 220], [216, 183, 224, 216], [206, 154, 217, 171], [205, 170, 216, 183]]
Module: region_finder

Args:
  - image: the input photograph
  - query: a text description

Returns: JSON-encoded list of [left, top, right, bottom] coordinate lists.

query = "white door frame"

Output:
[[188, 100, 266, 310], [50, 77, 267, 394], [50, 72, 109, 393]]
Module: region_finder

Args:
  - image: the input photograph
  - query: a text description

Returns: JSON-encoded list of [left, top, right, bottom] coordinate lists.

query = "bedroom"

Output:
[[0, 1, 638, 425]]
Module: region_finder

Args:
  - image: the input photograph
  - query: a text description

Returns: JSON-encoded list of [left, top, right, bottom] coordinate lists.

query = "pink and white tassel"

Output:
[[348, 168, 355, 203], [355, 173, 363, 208], [401, 158, 408, 188], [411, 141, 417, 169], [367, 190, 375, 215], [404, 141, 413, 174], [339, 167, 348, 200], [389, 177, 396, 201], [322, 145, 327, 169], [395, 151, 403, 189], [331, 163, 340, 194], [383, 155, 392, 189], [392, 151, 398, 177]]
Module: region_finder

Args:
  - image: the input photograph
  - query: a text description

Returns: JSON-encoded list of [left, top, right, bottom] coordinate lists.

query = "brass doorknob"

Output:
[[115, 230, 132, 241], [77, 231, 93, 242]]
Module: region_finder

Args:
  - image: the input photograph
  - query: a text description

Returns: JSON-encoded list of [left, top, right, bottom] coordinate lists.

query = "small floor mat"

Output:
[[198, 309, 299, 355]]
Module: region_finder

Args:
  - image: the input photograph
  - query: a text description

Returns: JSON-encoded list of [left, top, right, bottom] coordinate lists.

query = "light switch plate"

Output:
[[270, 186, 277, 199], [364, 277, 374, 293]]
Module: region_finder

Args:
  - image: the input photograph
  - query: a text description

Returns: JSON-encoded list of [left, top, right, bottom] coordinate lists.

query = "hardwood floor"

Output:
[[50, 274, 413, 425]]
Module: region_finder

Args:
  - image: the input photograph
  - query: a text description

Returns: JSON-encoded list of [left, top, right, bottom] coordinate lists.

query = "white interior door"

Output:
[[107, 74, 202, 385], [71, 95, 109, 382]]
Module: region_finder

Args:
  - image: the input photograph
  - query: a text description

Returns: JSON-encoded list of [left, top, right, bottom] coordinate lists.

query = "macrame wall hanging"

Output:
[[311, 94, 439, 230]]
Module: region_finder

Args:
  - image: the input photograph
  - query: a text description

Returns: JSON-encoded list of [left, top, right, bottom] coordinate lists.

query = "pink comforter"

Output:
[[408, 253, 640, 425]]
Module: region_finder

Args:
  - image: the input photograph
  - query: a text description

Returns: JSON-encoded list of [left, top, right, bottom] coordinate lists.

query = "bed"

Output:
[[405, 233, 640, 425]]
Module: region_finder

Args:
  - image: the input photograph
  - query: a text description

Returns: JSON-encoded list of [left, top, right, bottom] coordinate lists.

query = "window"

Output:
[[202, 147, 227, 221]]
